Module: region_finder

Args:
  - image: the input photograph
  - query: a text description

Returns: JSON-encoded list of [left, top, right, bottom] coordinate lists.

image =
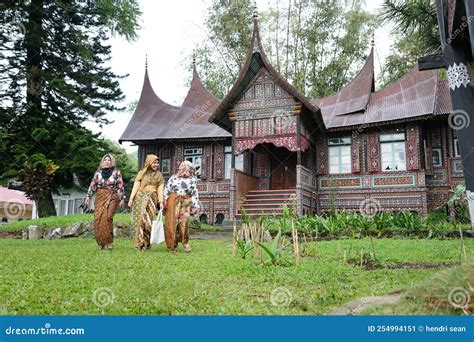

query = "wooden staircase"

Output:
[[237, 189, 296, 218]]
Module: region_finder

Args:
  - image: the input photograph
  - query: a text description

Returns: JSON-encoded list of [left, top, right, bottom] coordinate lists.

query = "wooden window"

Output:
[[224, 146, 243, 179], [380, 133, 406, 171], [184, 148, 203, 178], [328, 137, 351, 174], [432, 148, 443, 167], [161, 158, 171, 175]]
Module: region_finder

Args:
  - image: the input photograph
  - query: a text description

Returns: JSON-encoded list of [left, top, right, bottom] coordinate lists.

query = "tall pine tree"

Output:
[[0, 0, 141, 217]]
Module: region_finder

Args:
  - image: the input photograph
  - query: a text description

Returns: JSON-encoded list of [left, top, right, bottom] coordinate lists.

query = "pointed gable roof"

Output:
[[120, 65, 230, 143], [317, 66, 451, 130], [208, 18, 322, 131], [169, 66, 230, 139], [311, 48, 374, 120], [119, 68, 180, 142]]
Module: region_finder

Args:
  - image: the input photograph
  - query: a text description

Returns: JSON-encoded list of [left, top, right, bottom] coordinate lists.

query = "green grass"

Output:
[[0, 213, 131, 232], [362, 259, 473, 315], [1, 214, 223, 233], [0, 237, 472, 315]]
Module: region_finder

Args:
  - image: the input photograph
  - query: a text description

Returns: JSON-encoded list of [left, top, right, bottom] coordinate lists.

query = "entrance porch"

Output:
[[229, 143, 317, 220]]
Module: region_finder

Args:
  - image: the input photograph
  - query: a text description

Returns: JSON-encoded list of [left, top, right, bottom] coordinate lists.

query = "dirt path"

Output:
[[329, 293, 402, 315]]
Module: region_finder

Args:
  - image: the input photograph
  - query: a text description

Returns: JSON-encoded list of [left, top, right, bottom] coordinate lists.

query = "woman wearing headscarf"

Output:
[[163, 160, 200, 252], [85, 154, 125, 250], [128, 154, 164, 251]]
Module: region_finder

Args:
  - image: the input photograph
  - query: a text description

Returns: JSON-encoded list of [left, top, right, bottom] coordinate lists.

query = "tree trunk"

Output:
[[37, 190, 56, 218]]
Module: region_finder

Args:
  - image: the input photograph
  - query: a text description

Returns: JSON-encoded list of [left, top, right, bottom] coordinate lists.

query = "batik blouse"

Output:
[[87, 168, 125, 201], [164, 174, 200, 209]]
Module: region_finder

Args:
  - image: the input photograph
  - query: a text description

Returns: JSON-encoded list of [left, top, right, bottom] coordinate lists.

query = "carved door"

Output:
[[270, 146, 296, 189]]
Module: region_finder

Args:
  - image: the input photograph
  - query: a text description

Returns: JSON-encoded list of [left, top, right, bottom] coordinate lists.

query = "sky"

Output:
[[89, 0, 394, 153]]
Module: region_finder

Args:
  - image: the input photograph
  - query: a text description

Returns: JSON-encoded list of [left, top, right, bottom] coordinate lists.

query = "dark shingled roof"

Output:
[[119, 69, 179, 142], [122, 19, 453, 142], [312, 48, 374, 120], [208, 18, 323, 131], [311, 64, 452, 130], [119, 67, 230, 143]]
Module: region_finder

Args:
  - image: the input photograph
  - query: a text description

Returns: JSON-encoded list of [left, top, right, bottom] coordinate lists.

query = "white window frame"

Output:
[[224, 146, 244, 179], [454, 138, 460, 157], [74, 198, 83, 214], [380, 133, 406, 172], [184, 148, 203, 178], [328, 137, 351, 174], [59, 199, 67, 216]]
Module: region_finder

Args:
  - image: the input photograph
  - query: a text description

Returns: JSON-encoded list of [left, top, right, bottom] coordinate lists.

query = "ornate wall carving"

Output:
[[214, 143, 225, 180], [367, 130, 380, 172], [406, 123, 420, 171], [351, 134, 361, 173], [316, 133, 328, 175]]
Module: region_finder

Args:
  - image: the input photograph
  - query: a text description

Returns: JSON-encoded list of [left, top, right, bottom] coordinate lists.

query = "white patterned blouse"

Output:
[[164, 174, 200, 209]]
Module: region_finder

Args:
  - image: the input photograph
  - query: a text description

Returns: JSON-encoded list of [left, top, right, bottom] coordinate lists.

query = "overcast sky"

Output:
[[90, 0, 394, 153]]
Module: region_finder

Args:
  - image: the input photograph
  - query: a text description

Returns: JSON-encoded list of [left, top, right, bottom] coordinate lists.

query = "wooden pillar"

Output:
[[230, 122, 237, 221], [296, 115, 302, 166], [296, 116, 303, 216]]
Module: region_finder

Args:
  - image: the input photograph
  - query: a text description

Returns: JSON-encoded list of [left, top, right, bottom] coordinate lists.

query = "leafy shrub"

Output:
[[266, 210, 468, 240]]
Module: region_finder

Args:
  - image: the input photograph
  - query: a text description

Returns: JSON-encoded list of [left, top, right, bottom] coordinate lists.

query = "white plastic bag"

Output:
[[150, 210, 164, 244]]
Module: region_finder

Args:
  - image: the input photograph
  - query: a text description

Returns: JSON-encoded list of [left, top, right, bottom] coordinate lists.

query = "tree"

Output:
[[378, 0, 440, 87], [0, 0, 141, 216], [189, 0, 375, 99], [378, 31, 429, 87], [191, 0, 255, 99]]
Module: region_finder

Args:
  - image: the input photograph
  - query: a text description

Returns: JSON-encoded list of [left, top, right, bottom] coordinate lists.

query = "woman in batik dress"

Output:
[[163, 160, 200, 252], [85, 154, 125, 250], [128, 154, 164, 251]]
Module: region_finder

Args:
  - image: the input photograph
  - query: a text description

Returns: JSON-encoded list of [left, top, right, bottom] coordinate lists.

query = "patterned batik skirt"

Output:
[[164, 193, 192, 251], [132, 190, 159, 250], [93, 188, 119, 248]]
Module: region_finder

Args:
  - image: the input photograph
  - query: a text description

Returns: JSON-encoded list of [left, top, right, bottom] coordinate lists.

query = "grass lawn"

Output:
[[0, 213, 217, 232], [0, 237, 472, 315], [0, 213, 131, 232]]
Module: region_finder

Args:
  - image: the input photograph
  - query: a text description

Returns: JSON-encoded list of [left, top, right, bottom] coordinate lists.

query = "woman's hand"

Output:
[[84, 196, 90, 208], [191, 206, 199, 215], [119, 199, 125, 209], [163, 200, 167, 210], [128, 198, 133, 208]]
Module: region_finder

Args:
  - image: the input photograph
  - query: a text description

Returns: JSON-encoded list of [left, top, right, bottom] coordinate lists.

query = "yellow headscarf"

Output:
[[136, 154, 159, 181]]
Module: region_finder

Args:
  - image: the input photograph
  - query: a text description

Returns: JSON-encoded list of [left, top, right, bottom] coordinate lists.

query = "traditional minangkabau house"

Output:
[[120, 18, 464, 225], [120, 60, 236, 225]]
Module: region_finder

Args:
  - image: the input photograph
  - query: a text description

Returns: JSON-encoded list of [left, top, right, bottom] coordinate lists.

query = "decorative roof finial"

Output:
[[145, 53, 148, 69], [371, 31, 375, 47], [253, 2, 258, 19], [192, 51, 196, 67]]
